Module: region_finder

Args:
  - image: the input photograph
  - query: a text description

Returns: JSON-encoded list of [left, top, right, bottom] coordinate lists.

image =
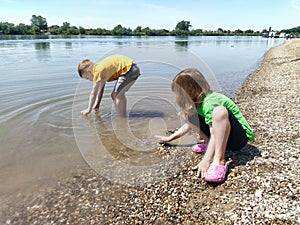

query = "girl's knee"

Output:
[[212, 106, 228, 121]]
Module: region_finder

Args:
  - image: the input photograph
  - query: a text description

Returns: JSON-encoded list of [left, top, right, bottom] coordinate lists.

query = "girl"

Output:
[[159, 68, 254, 183]]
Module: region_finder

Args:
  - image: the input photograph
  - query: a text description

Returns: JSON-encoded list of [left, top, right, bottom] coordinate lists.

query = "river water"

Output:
[[0, 35, 283, 207]]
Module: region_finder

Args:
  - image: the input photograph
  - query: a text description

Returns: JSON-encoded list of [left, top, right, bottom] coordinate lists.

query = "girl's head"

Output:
[[172, 68, 210, 114]]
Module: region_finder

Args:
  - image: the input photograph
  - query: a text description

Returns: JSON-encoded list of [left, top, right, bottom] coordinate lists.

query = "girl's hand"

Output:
[[192, 160, 210, 178], [155, 135, 172, 143]]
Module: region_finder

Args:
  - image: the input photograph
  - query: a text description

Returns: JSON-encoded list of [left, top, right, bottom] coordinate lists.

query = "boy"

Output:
[[77, 54, 140, 117]]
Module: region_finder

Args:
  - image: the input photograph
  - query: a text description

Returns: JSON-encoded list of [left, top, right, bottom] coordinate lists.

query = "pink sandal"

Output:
[[192, 143, 207, 154], [204, 163, 228, 183]]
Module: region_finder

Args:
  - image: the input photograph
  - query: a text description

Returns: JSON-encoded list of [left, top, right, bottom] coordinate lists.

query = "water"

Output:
[[0, 36, 283, 207]]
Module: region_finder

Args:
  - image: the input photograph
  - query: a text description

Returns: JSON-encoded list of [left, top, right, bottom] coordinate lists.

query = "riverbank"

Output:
[[3, 39, 300, 225]]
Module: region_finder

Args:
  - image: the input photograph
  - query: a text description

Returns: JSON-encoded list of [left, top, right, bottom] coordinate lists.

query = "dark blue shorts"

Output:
[[188, 109, 248, 150]]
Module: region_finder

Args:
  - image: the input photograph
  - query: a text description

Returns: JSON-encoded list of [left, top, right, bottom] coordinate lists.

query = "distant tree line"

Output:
[[0, 15, 299, 37], [280, 26, 300, 35]]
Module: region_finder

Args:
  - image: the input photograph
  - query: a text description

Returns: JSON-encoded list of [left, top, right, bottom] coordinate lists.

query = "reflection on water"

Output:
[[0, 36, 284, 210], [34, 41, 50, 50], [65, 41, 73, 49], [175, 41, 188, 48]]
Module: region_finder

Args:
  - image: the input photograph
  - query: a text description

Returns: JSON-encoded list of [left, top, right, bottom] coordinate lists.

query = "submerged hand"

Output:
[[81, 109, 91, 116], [155, 135, 172, 143], [192, 160, 210, 178]]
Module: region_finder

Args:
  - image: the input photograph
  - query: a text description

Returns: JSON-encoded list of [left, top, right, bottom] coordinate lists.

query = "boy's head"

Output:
[[78, 59, 93, 78]]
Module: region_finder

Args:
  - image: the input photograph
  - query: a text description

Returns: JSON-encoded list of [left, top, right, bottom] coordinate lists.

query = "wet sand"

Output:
[[2, 39, 300, 224]]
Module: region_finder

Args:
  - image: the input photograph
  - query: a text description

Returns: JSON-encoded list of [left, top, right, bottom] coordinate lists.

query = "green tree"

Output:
[[133, 26, 142, 35], [217, 28, 224, 33], [155, 29, 169, 36], [112, 24, 123, 35], [0, 22, 14, 34], [112, 24, 132, 36], [79, 26, 86, 35], [69, 26, 79, 35], [142, 27, 154, 36], [30, 25, 41, 35], [59, 22, 70, 34], [16, 23, 30, 35], [30, 15, 48, 32], [234, 29, 244, 35], [245, 29, 254, 34], [48, 25, 60, 34], [175, 20, 191, 31], [190, 29, 203, 36]]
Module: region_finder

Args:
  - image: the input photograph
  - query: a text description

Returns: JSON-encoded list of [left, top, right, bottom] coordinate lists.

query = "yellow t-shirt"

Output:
[[92, 55, 133, 83]]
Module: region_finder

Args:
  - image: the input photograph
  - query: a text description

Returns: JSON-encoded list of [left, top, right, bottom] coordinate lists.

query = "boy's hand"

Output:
[[81, 109, 91, 116]]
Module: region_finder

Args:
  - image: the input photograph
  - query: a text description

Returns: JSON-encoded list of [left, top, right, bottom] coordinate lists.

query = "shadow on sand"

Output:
[[226, 144, 261, 168], [198, 144, 261, 187], [205, 144, 261, 187]]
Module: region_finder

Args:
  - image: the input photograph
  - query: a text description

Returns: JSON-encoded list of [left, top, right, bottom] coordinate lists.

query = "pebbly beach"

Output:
[[2, 39, 300, 225]]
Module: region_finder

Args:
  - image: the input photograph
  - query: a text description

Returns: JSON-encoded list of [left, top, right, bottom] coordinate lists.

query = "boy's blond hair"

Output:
[[78, 59, 93, 77], [172, 68, 211, 115]]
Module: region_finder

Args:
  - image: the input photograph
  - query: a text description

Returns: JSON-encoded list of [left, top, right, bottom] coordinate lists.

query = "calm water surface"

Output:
[[0, 36, 283, 208]]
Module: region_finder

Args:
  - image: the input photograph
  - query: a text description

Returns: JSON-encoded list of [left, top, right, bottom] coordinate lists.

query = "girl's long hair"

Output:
[[172, 68, 211, 115]]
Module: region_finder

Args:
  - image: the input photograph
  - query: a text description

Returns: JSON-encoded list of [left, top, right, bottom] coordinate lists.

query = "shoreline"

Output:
[[3, 40, 300, 224]]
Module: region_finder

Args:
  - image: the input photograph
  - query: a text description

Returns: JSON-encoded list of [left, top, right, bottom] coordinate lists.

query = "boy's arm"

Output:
[[93, 81, 106, 112], [81, 81, 102, 116]]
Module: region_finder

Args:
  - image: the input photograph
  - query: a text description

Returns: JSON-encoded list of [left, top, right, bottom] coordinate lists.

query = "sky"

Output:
[[0, 0, 299, 31]]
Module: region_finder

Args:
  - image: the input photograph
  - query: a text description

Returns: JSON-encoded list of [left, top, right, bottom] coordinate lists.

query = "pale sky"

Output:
[[0, 0, 299, 31]]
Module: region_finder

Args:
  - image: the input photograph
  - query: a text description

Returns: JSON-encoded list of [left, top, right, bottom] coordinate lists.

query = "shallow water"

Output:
[[0, 36, 284, 206]]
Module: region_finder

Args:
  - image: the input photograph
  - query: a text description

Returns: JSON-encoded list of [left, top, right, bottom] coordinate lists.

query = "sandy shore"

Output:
[[3, 39, 300, 225]]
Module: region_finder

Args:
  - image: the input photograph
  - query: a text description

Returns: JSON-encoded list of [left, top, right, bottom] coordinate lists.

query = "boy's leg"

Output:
[[112, 63, 140, 117], [111, 92, 127, 117]]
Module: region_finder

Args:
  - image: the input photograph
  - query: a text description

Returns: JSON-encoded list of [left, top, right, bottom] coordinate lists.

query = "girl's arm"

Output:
[[157, 123, 191, 142]]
